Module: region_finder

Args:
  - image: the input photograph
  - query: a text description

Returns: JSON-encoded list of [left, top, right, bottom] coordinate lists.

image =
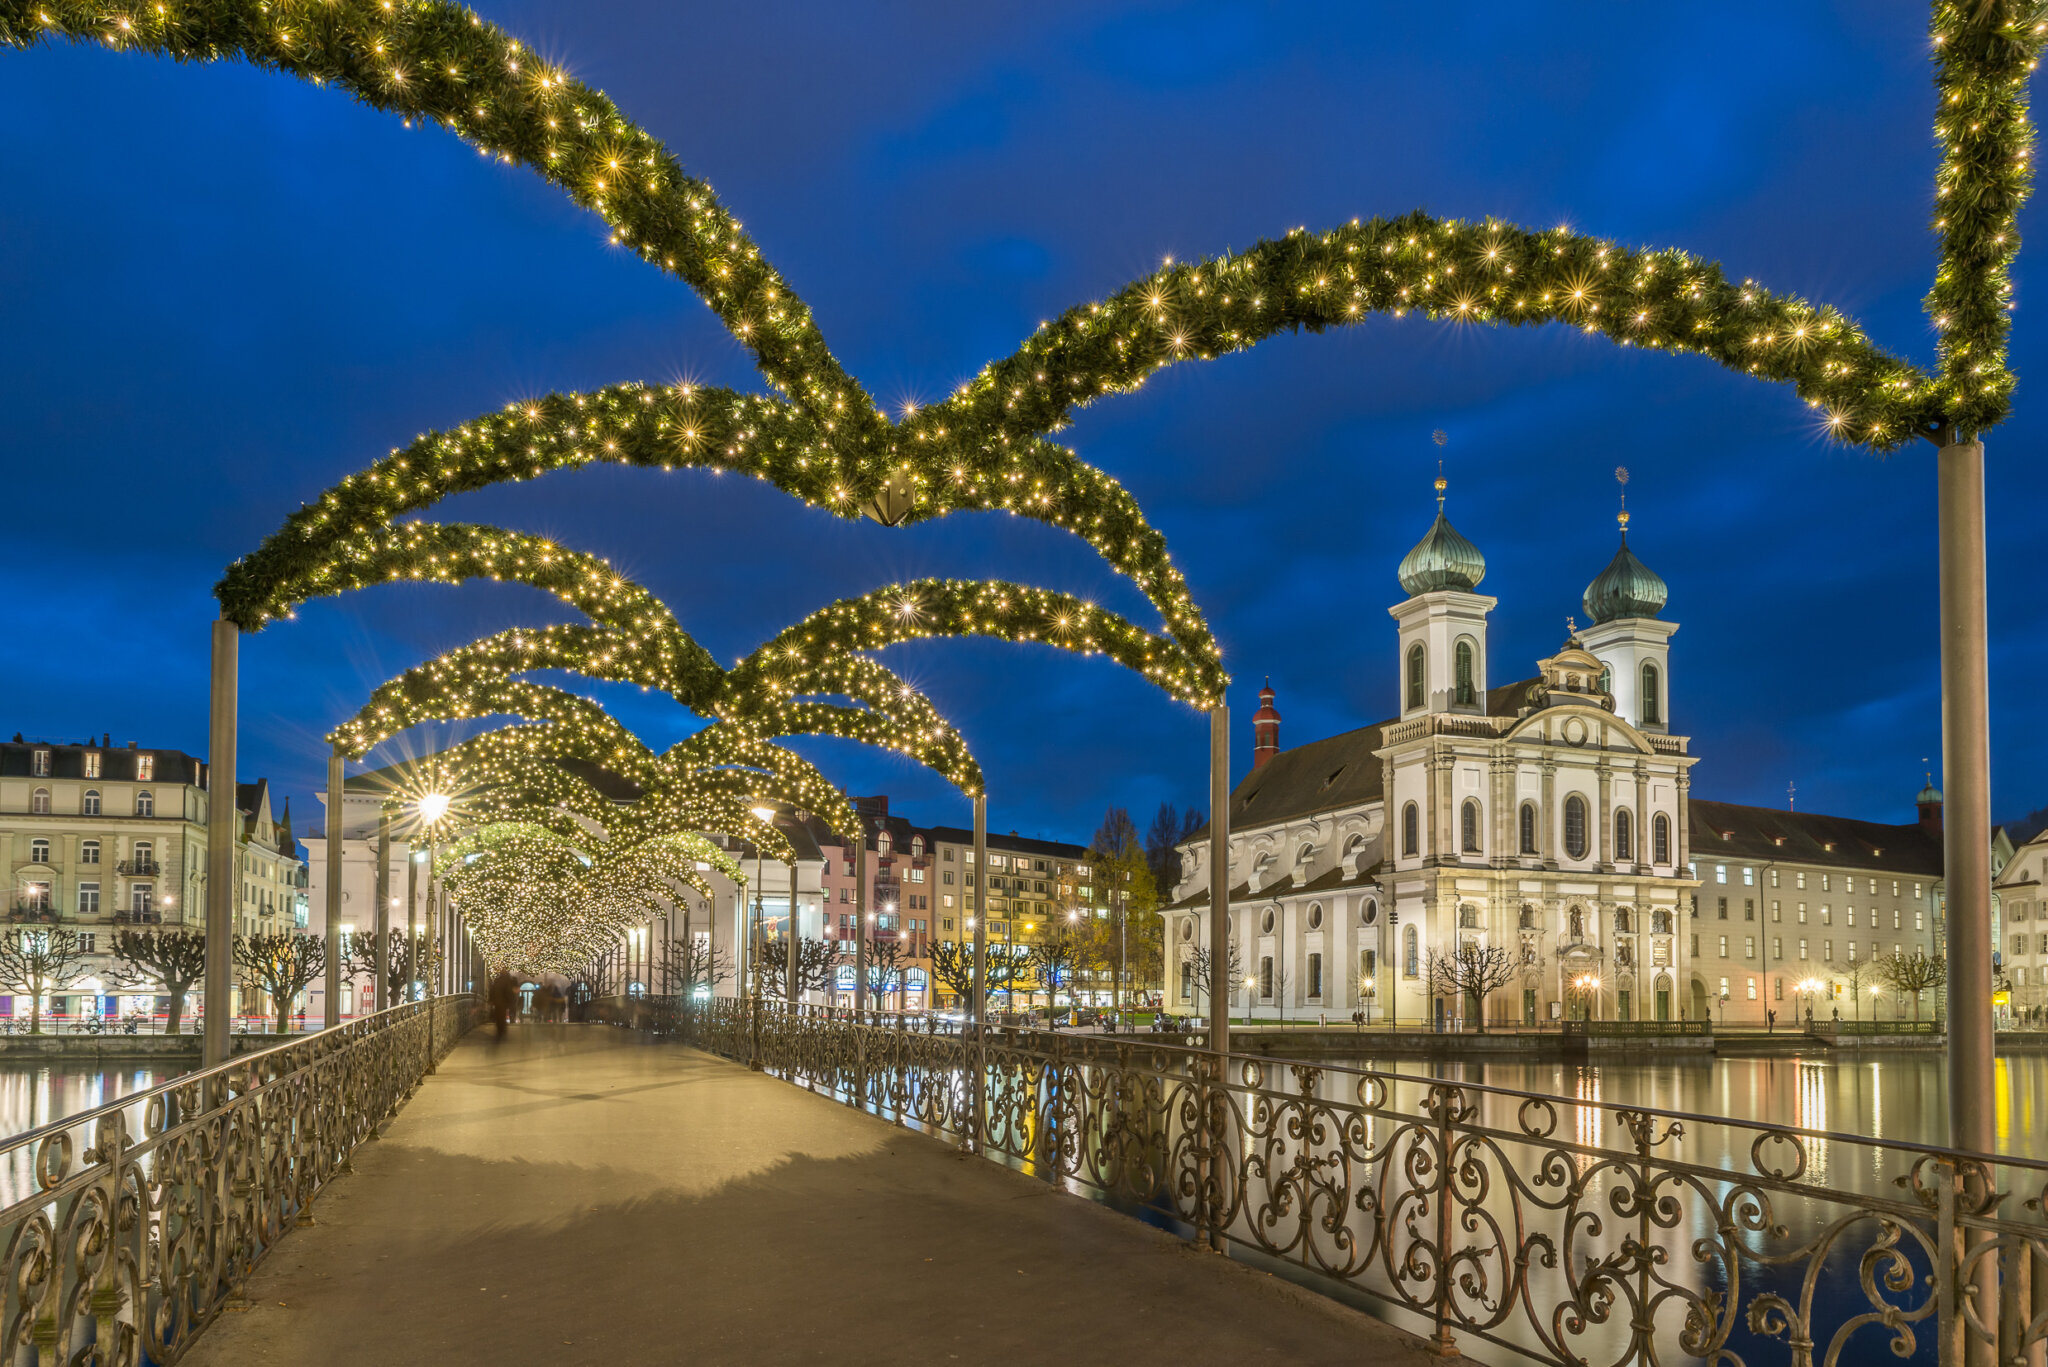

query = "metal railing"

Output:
[[1810, 1017, 1945, 1037], [0, 992, 475, 1365], [619, 994, 2048, 1367], [1561, 1017, 1712, 1037]]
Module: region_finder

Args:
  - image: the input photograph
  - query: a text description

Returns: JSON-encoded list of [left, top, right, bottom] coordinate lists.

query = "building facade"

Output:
[[1, 735, 303, 1020], [1168, 486, 1953, 1029]]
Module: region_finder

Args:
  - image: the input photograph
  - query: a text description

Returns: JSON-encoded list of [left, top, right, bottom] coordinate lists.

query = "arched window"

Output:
[[1518, 904, 1537, 930], [1402, 802, 1419, 858], [1460, 799, 1481, 853], [30, 788, 49, 815], [1652, 909, 1672, 934], [1615, 809, 1633, 862], [1598, 665, 1613, 695], [910, 836, 924, 857], [1458, 903, 1479, 929], [135, 791, 153, 818], [82, 789, 101, 817], [1653, 813, 1671, 864], [1642, 662, 1662, 725], [1403, 925, 1419, 977], [1615, 907, 1633, 933], [1564, 795, 1589, 860], [29, 839, 49, 865], [1406, 643, 1426, 710], [1519, 802, 1538, 855], [1454, 638, 1476, 706], [876, 831, 891, 856]]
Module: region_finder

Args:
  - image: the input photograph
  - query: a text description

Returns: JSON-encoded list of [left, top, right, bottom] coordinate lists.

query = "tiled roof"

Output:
[[1687, 800, 1943, 876]]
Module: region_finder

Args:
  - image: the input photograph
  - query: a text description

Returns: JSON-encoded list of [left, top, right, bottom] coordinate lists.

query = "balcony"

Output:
[[113, 908, 163, 925], [7, 903, 57, 924], [116, 859, 160, 877]]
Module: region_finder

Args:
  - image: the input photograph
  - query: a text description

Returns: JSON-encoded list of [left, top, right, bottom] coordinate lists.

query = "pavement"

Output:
[[183, 1025, 1443, 1367]]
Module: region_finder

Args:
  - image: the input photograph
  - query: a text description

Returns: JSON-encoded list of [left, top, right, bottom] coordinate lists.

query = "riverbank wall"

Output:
[[0, 1033, 286, 1064]]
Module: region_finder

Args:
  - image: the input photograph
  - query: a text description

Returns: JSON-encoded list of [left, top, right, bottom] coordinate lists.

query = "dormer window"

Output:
[[31, 750, 49, 777], [876, 832, 892, 856], [83, 751, 101, 779], [136, 754, 154, 781], [910, 835, 924, 858]]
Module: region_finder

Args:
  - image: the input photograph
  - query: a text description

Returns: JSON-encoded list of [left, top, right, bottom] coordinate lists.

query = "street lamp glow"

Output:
[[749, 805, 775, 823], [417, 792, 450, 826]]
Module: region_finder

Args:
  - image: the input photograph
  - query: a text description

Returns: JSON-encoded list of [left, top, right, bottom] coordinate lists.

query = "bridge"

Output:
[[3, 997, 2043, 1366]]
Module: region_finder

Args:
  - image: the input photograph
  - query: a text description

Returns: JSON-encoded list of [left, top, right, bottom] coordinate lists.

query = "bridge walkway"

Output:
[[183, 1026, 1438, 1367]]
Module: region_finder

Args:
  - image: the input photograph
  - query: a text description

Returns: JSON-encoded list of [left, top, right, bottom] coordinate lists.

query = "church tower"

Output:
[[1576, 469, 1678, 732], [1252, 680, 1281, 769], [1388, 473, 1495, 717]]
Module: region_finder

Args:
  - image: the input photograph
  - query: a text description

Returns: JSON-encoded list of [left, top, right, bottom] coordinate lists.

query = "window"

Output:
[[77, 883, 99, 915], [1652, 813, 1670, 864], [1458, 903, 1479, 929], [1518, 904, 1537, 930], [82, 789, 100, 817], [1564, 795, 1588, 859], [1652, 909, 1671, 934], [1772, 901, 1782, 922], [1690, 933, 1700, 956], [1716, 864, 1728, 884], [1771, 869, 1781, 887], [1821, 905, 1831, 925], [1259, 956, 1274, 999], [1520, 803, 1539, 855], [1797, 871, 1807, 890], [1614, 809, 1632, 862], [1848, 940, 1859, 962], [135, 754, 153, 781], [133, 841, 152, 872], [30, 788, 49, 815], [130, 885, 153, 915], [1718, 935, 1728, 958], [1775, 978, 1784, 1001], [1307, 903, 1323, 930], [1616, 907, 1633, 933], [1718, 897, 1728, 920], [1406, 643, 1426, 710], [1461, 800, 1481, 853], [79, 840, 98, 866], [1745, 936, 1755, 958], [1641, 663, 1662, 724], [1745, 898, 1755, 921], [1773, 937, 1783, 959], [1260, 908, 1276, 934], [1402, 802, 1419, 858], [1799, 939, 1808, 960], [911, 836, 924, 857], [1798, 903, 1808, 923], [1308, 953, 1324, 998], [135, 792, 153, 818], [908, 868, 924, 884], [1453, 638, 1476, 706], [1747, 977, 1758, 1000], [1823, 940, 1833, 962], [29, 838, 50, 864], [82, 751, 100, 779], [1361, 899, 1378, 926], [1403, 926, 1419, 977], [1822, 874, 1831, 893]]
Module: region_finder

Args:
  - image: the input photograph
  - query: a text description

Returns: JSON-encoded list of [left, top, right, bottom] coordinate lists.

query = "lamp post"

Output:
[[1387, 907, 1399, 1033], [747, 805, 774, 1070]]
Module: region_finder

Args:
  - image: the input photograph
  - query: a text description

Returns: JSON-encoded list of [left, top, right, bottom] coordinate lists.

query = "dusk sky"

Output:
[[2, 1, 2041, 847]]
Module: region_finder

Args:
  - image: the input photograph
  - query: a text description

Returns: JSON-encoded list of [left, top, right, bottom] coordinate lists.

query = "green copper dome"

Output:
[[1397, 508, 1487, 595], [1582, 535, 1668, 623]]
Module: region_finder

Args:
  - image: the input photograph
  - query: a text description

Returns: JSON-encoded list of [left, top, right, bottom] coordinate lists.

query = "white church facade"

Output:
[[1166, 478, 1952, 1029]]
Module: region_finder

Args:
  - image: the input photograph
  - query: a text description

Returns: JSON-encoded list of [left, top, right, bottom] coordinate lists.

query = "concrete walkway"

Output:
[[186, 1027, 1441, 1367]]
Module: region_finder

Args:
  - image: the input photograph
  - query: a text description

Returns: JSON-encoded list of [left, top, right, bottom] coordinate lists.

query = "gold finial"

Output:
[[1433, 429, 1448, 509], [1615, 465, 1631, 535]]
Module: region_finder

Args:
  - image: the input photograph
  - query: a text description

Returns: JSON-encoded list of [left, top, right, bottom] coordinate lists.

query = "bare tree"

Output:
[[1875, 950, 1948, 1022], [233, 933, 326, 1033], [1144, 802, 1205, 896], [1187, 941, 1242, 1016], [0, 929, 92, 1033], [1841, 959, 1872, 1020], [1426, 944, 1519, 1034], [342, 929, 443, 1007], [108, 929, 206, 1034], [756, 935, 837, 999], [864, 938, 907, 1009], [926, 938, 1027, 1011], [1027, 921, 1092, 1025], [661, 934, 734, 998]]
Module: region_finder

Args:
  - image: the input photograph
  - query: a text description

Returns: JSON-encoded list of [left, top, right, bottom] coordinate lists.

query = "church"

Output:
[[1166, 476, 1950, 1030]]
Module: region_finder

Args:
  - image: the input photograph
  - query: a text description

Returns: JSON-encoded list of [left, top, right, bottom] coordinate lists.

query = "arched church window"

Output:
[[1599, 666, 1612, 695], [1402, 802, 1419, 858], [1403, 925, 1419, 977], [1454, 638, 1476, 706], [1615, 907, 1633, 934], [1518, 904, 1537, 930], [1642, 663, 1662, 725], [1519, 802, 1538, 855], [1615, 809, 1633, 862], [1460, 799, 1481, 853], [1653, 813, 1671, 864], [1651, 909, 1672, 934], [1406, 644, 1426, 711], [1564, 795, 1589, 860]]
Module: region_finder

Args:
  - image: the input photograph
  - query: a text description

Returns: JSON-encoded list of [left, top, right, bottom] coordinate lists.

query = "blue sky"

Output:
[[1, 1, 2040, 844]]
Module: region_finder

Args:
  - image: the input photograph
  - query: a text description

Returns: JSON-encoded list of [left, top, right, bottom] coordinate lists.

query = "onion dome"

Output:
[[1917, 779, 1944, 806], [1582, 503, 1668, 624], [1397, 475, 1487, 595]]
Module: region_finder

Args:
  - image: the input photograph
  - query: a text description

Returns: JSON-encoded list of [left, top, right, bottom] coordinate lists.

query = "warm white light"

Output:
[[749, 805, 775, 822], [418, 793, 451, 825]]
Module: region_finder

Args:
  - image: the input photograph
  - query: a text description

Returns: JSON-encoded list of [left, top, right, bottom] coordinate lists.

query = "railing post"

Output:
[[1938, 1159, 1962, 1367], [1430, 1085, 1459, 1358], [1204, 703, 1230, 1253], [968, 792, 988, 1156]]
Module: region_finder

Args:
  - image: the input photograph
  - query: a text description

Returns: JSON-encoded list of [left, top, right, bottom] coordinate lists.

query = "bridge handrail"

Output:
[[614, 992, 2048, 1366], [0, 992, 476, 1366]]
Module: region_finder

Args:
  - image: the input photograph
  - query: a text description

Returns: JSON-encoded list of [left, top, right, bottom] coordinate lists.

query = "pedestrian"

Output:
[[487, 967, 519, 1041]]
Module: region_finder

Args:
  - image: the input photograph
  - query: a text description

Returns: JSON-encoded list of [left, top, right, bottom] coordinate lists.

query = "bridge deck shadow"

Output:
[[181, 1025, 1439, 1367]]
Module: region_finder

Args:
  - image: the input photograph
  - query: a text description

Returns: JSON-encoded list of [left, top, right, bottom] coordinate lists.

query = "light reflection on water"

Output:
[[0, 1061, 186, 1209]]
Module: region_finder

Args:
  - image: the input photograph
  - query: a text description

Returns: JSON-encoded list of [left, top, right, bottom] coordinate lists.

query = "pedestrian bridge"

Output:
[[3, 999, 2044, 1366]]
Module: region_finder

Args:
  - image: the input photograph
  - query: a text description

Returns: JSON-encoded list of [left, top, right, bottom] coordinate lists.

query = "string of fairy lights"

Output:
[[8, 0, 2038, 962]]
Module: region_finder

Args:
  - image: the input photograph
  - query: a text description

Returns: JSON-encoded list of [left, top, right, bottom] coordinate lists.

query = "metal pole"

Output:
[[786, 858, 800, 1011], [405, 844, 419, 1002], [1208, 705, 1231, 1057], [1939, 436, 1993, 1157], [971, 791, 988, 1152], [374, 812, 391, 1016], [854, 833, 869, 1016], [202, 619, 238, 1067], [324, 748, 343, 1029]]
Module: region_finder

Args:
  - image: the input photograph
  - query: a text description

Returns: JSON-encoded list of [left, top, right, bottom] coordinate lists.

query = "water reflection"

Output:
[[0, 1062, 183, 1209]]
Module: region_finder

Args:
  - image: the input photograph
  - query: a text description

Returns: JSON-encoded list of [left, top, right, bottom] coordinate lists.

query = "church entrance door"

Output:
[[1656, 989, 1670, 1021]]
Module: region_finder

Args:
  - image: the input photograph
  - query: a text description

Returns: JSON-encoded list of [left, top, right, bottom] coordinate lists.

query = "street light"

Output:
[[417, 792, 450, 828]]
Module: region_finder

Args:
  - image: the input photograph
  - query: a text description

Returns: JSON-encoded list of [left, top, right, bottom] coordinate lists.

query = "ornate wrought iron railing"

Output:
[[618, 994, 2048, 1366], [0, 993, 475, 1365]]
